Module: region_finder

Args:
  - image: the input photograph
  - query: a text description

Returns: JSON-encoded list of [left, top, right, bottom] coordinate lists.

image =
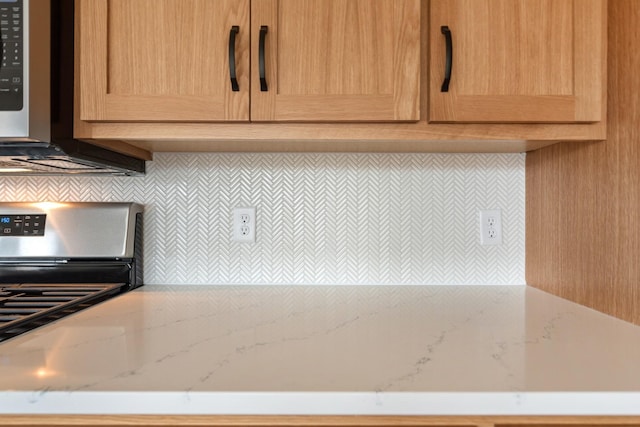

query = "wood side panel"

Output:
[[610, 0, 640, 321], [526, 132, 616, 317], [525, 145, 562, 288], [526, 0, 640, 325], [563, 141, 615, 307]]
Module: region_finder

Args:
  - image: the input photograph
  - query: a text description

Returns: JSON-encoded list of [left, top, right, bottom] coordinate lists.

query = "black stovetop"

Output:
[[0, 283, 125, 342]]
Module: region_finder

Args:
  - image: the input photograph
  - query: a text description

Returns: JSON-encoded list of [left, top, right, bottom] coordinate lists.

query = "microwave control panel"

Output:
[[0, 0, 23, 111], [0, 214, 46, 236]]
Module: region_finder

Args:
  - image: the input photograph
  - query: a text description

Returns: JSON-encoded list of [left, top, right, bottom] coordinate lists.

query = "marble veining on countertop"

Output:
[[1, 285, 640, 415]]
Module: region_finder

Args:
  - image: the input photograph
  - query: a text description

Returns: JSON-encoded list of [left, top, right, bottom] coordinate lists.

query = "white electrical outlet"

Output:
[[233, 207, 256, 243], [479, 209, 502, 245]]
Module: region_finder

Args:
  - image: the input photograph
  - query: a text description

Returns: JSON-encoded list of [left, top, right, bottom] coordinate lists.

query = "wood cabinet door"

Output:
[[429, 0, 605, 123], [250, 0, 420, 122], [77, 0, 250, 122]]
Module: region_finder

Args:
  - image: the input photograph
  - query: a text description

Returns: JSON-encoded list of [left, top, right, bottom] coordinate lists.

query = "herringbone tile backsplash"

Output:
[[0, 153, 525, 285]]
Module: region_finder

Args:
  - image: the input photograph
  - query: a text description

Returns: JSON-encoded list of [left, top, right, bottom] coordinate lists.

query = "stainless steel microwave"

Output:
[[0, 0, 145, 175]]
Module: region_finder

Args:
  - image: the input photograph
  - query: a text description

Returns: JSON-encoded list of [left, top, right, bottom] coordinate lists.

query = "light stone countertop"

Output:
[[1, 285, 640, 415]]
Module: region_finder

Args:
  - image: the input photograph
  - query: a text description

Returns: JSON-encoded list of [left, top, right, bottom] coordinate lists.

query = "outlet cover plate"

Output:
[[233, 207, 256, 243], [479, 209, 502, 245]]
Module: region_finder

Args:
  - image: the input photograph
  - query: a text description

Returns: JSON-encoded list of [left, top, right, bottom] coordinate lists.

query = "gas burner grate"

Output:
[[0, 283, 124, 342]]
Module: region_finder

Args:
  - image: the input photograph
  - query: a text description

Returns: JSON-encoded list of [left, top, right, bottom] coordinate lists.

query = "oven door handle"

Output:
[[0, 259, 69, 265]]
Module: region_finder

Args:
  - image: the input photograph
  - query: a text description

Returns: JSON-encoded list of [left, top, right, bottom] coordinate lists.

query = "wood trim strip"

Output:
[[443, 95, 578, 123], [78, 0, 109, 121], [573, 0, 606, 121], [268, 95, 396, 122], [1, 414, 640, 426], [392, 0, 421, 121], [74, 120, 606, 144], [102, 95, 229, 122], [250, 0, 277, 121]]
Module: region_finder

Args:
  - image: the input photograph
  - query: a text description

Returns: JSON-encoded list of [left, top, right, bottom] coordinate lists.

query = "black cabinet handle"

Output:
[[441, 26, 452, 92], [229, 26, 240, 91], [259, 25, 268, 91]]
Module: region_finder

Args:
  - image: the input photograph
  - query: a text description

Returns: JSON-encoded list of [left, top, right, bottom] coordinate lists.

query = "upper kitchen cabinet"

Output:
[[76, 0, 420, 123], [429, 0, 605, 123], [77, 0, 250, 122], [250, 0, 420, 121], [75, 0, 607, 152]]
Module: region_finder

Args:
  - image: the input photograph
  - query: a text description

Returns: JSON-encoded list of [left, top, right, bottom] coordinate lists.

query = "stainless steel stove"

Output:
[[0, 202, 143, 342]]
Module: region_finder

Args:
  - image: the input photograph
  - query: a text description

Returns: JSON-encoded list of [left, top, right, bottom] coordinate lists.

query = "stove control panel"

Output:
[[1, 214, 46, 236]]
